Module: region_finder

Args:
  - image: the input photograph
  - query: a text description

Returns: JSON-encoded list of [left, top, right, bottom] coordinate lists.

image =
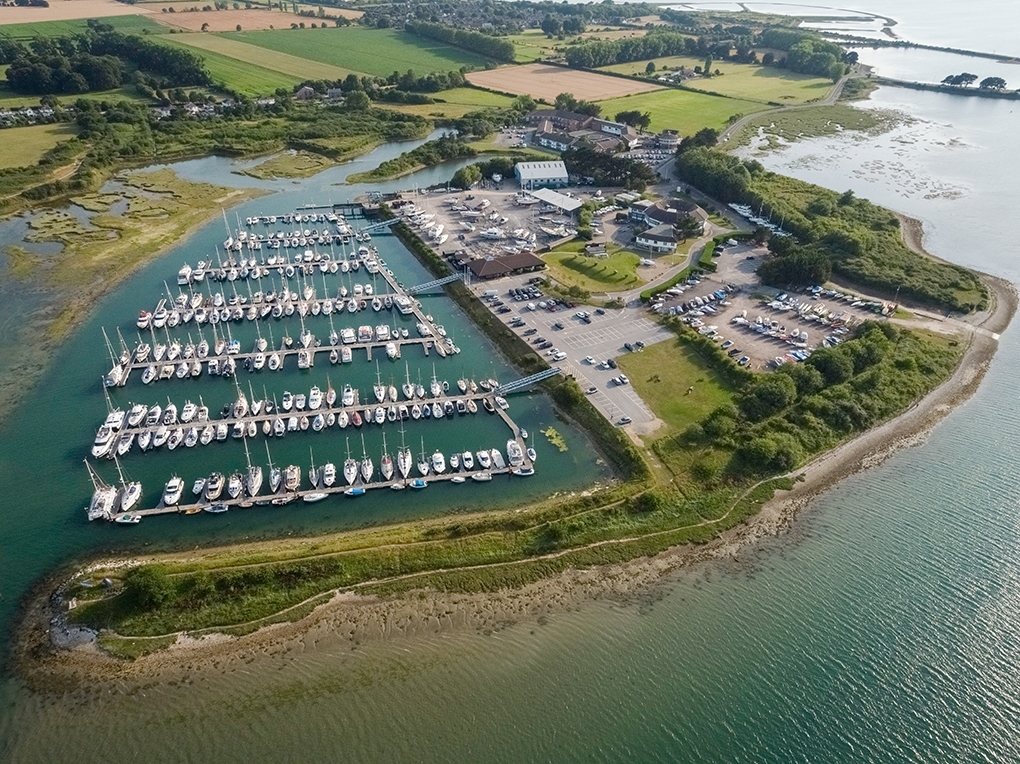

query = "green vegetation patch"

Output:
[[0, 14, 166, 41], [345, 134, 476, 184], [0, 123, 78, 170], [541, 426, 568, 452], [618, 337, 736, 439], [674, 149, 987, 312], [240, 150, 334, 180], [385, 87, 516, 119], [595, 88, 769, 135], [160, 33, 350, 93], [732, 103, 895, 147], [543, 242, 645, 293], [220, 27, 492, 78], [600, 56, 833, 104]]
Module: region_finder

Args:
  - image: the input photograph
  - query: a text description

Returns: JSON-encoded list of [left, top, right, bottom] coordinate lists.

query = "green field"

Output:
[[0, 122, 78, 169], [543, 243, 645, 293], [220, 27, 493, 78], [160, 35, 345, 94], [600, 57, 834, 104], [617, 337, 735, 438], [595, 88, 770, 135], [503, 30, 560, 63], [0, 14, 166, 40], [384, 87, 516, 118]]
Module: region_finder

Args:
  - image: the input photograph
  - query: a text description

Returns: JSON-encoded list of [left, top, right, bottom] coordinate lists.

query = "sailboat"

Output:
[[417, 437, 430, 477], [308, 447, 321, 489], [244, 437, 263, 497], [84, 460, 117, 521], [373, 361, 386, 403], [266, 441, 282, 494], [343, 437, 358, 486], [380, 433, 394, 481], [360, 434, 374, 483], [397, 427, 413, 480], [113, 454, 142, 514]]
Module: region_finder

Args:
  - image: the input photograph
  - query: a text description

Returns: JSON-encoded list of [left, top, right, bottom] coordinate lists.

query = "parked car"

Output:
[[738, 356, 751, 366], [606, 358, 617, 369], [617, 416, 632, 425], [524, 328, 538, 336], [552, 351, 568, 361]]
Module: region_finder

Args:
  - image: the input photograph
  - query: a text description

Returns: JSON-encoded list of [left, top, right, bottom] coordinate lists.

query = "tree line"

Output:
[[758, 29, 848, 82], [403, 20, 515, 63], [681, 320, 959, 477], [564, 30, 698, 69], [562, 146, 655, 191], [674, 147, 986, 312], [1, 22, 210, 96]]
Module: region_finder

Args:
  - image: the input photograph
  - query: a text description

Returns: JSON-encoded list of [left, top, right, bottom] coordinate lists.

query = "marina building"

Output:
[[515, 161, 569, 190]]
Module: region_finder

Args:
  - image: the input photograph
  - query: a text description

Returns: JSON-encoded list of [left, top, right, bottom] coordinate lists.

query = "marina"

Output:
[[87, 203, 546, 524]]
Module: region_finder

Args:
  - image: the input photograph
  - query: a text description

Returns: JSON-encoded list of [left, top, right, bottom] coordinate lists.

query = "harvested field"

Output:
[[158, 9, 298, 32], [466, 63, 662, 102], [0, 0, 151, 25], [0, 123, 78, 170]]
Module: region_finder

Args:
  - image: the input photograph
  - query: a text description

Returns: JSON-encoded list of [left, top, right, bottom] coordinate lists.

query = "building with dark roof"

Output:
[[642, 198, 708, 233], [467, 252, 546, 280], [634, 224, 678, 254]]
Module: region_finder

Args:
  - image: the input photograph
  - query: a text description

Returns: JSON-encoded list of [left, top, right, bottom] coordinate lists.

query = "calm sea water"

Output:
[[5, 6, 1020, 762]]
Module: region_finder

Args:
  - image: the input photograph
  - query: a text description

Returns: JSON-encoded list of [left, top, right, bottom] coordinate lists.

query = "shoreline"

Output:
[[11, 268, 1015, 689]]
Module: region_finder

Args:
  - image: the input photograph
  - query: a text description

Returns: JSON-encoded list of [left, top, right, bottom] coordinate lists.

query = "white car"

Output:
[[552, 351, 568, 361], [584, 356, 595, 365]]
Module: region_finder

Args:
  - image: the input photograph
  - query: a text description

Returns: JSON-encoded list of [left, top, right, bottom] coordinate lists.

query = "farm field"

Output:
[[542, 242, 646, 293], [383, 87, 517, 118], [219, 27, 493, 78], [161, 34, 349, 92], [158, 9, 301, 33], [0, 0, 154, 26], [466, 63, 662, 102], [596, 88, 770, 134], [600, 56, 834, 104], [0, 123, 78, 170], [0, 13, 164, 39]]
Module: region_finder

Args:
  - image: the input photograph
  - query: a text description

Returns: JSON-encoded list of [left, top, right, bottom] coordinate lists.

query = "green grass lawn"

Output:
[[543, 242, 645, 293], [383, 87, 516, 118], [219, 27, 493, 78], [617, 337, 734, 438], [596, 88, 770, 135], [0, 14, 166, 40], [599, 57, 834, 104], [158, 34, 339, 94], [0, 122, 78, 170], [503, 30, 560, 63]]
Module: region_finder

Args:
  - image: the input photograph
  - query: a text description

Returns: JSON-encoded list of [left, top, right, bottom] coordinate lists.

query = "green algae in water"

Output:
[[542, 426, 568, 453]]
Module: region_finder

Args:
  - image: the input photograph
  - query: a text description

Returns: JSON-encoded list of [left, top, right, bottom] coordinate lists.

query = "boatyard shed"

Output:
[[528, 187, 583, 215], [515, 161, 569, 190], [467, 253, 546, 280]]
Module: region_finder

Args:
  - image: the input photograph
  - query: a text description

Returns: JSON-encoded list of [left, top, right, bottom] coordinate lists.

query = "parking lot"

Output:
[[648, 240, 893, 370], [470, 272, 674, 432]]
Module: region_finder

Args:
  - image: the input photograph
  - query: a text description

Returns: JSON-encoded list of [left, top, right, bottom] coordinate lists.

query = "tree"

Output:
[[201, 22, 209, 31], [615, 109, 650, 129], [554, 92, 577, 111], [345, 90, 370, 110], [451, 163, 481, 190], [980, 76, 1007, 90], [126, 565, 174, 609], [674, 213, 702, 241], [562, 16, 585, 35], [645, 60, 656, 75], [942, 72, 978, 87], [236, 24, 242, 31], [703, 56, 713, 76], [541, 14, 562, 37]]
